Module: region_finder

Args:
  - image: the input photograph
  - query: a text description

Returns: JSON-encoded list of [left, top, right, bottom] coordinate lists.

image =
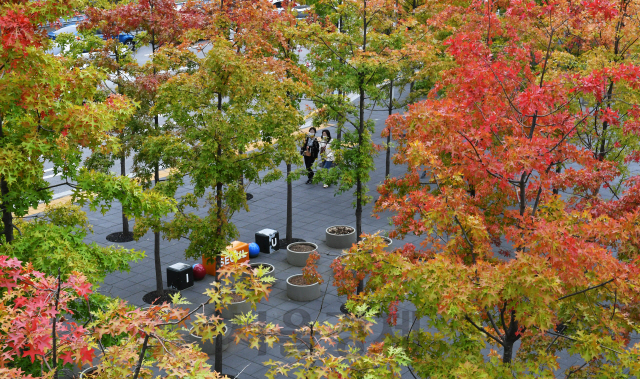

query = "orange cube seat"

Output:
[[202, 241, 249, 276]]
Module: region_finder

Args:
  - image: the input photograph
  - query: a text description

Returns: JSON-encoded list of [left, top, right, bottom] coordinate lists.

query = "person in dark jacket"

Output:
[[301, 127, 320, 184]]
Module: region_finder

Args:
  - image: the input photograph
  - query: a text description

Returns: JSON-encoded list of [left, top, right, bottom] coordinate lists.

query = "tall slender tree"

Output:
[[303, 0, 404, 240], [138, 14, 305, 368], [84, 0, 205, 295]]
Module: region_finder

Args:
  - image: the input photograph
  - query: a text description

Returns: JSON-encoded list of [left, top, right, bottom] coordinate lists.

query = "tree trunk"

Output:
[[337, 90, 343, 141], [355, 0, 367, 243], [337, 10, 344, 142], [154, 159, 162, 293], [286, 163, 292, 244], [356, 84, 365, 242], [150, 10, 163, 294], [121, 154, 130, 235], [214, 94, 223, 374], [0, 117, 13, 244], [502, 309, 520, 364], [116, 49, 130, 237], [502, 341, 514, 364], [214, 181, 223, 373], [0, 176, 11, 244], [386, 80, 393, 178]]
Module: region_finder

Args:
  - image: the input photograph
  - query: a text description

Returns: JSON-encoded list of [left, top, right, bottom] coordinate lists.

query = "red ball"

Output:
[[192, 264, 206, 280]]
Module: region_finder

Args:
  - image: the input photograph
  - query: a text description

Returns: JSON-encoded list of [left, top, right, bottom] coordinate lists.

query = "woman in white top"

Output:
[[319, 130, 334, 188]]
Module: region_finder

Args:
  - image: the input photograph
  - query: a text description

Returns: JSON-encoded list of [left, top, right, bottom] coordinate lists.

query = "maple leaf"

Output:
[[76, 346, 94, 364], [59, 350, 75, 366], [22, 348, 40, 363]]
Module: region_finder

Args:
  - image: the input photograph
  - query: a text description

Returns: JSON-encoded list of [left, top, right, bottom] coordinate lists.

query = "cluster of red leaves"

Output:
[[0, 9, 40, 53], [0, 0, 83, 61], [83, 0, 207, 47], [0, 256, 94, 372]]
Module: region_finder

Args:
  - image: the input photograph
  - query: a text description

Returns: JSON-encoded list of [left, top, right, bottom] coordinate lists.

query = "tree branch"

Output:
[[485, 307, 504, 342], [464, 315, 504, 346], [557, 278, 615, 301]]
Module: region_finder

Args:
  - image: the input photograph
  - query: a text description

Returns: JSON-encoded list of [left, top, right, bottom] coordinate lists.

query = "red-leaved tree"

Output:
[[335, 0, 640, 376]]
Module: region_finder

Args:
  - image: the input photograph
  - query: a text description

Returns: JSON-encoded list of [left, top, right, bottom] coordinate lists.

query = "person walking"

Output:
[[319, 129, 334, 188], [301, 127, 320, 184]]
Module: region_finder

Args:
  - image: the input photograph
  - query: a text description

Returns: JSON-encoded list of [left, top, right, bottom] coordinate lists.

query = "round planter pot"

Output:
[[325, 226, 357, 249], [250, 262, 275, 275], [221, 294, 252, 319], [361, 236, 393, 253], [188, 325, 229, 355], [286, 274, 321, 301], [286, 242, 318, 267], [80, 367, 98, 378]]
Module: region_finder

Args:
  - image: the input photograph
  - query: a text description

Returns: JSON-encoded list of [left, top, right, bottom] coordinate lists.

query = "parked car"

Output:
[[48, 24, 136, 50], [58, 14, 87, 27], [41, 13, 86, 32], [272, 0, 284, 13]]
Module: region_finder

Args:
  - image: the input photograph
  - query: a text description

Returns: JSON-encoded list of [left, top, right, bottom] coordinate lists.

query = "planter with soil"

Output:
[[286, 274, 321, 301], [220, 292, 251, 319], [286, 242, 318, 267], [278, 237, 305, 250], [325, 225, 357, 249], [142, 288, 179, 305], [187, 324, 229, 355]]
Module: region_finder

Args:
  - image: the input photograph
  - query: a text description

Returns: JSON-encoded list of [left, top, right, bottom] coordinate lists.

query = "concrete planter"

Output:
[[188, 325, 229, 355], [325, 225, 357, 249], [286, 274, 321, 301], [221, 293, 251, 319], [361, 236, 393, 253], [250, 262, 275, 275], [286, 242, 318, 267], [80, 367, 98, 378]]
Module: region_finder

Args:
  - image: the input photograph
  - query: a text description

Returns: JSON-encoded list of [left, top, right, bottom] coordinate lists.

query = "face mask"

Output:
[[322, 136, 328, 140], [308, 133, 315, 138]]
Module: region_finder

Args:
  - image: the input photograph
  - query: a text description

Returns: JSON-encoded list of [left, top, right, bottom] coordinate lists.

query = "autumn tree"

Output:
[[333, 0, 640, 376], [135, 24, 303, 370], [556, 0, 640, 207], [0, 0, 138, 244], [236, 306, 409, 379], [76, 9, 144, 243], [83, 0, 205, 295], [226, 0, 311, 246], [302, 0, 404, 240]]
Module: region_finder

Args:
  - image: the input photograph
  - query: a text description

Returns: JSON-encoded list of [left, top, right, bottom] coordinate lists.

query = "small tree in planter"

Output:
[[286, 252, 323, 302]]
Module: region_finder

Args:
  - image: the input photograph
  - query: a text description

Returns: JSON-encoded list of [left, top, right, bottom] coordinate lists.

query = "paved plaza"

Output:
[[63, 101, 585, 378], [70, 103, 425, 378]]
